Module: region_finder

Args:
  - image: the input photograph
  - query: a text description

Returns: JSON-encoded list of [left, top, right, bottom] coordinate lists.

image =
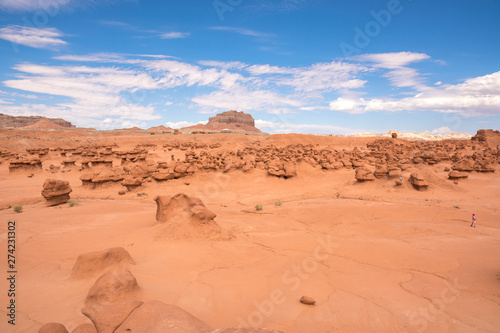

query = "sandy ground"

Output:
[[1, 129, 499, 333]]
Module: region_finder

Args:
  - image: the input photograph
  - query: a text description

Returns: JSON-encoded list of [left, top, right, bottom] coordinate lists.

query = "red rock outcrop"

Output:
[[114, 301, 213, 333], [70, 247, 135, 279], [41, 179, 72, 206], [154, 193, 225, 240]]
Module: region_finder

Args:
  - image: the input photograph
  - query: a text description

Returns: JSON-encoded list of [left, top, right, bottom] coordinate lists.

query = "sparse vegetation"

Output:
[[274, 200, 283, 206], [137, 192, 148, 197], [453, 205, 460, 209], [13, 205, 23, 213], [255, 204, 263, 211], [68, 200, 80, 207]]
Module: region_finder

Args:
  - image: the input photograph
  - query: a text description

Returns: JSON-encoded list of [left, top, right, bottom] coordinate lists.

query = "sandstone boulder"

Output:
[[41, 179, 72, 206], [71, 247, 135, 279], [410, 172, 429, 190], [355, 168, 375, 181], [115, 301, 212, 333]]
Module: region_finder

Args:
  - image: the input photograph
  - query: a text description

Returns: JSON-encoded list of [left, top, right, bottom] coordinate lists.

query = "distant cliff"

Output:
[[208, 110, 256, 127], [182, 110, 262, 133], [0, 113, 74, 128]]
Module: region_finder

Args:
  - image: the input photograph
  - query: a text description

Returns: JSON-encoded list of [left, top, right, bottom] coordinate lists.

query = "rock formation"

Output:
[[0, 113, 74, 128], [154, 193, 225, 240], [182, 110, 262, 133], [410, 172, 429, 190], [71, 247, 135, 279], [209, 110, 255, 127], [41, 179, 72, 206], [115, 301, 213, 333]]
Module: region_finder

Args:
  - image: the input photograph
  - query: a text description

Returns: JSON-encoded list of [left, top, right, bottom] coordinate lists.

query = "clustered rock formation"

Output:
[[1, 131, 499, 199]]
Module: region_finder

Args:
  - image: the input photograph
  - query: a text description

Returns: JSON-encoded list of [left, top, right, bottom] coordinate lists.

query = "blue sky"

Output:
[[0, 0, 499, 134]]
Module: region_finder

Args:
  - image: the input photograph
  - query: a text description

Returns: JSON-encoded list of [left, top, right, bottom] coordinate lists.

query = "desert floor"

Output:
[[1, 129, 499, 333]]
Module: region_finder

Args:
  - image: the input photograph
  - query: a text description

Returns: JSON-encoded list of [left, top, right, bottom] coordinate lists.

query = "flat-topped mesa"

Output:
[[0, 113, 74, 128], [208, 110, 255, 127]]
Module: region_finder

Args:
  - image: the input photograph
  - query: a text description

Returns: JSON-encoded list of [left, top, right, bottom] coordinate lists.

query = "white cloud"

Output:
[[160, 32, 190, 39], [198, 60, 248, 70], [0, 25, 67, 49], [354, 52, 430, 88], [247, 61, 368, 92], [0, 0, 69, 12], [0, 98, 11, 104], [192, 85, 303, 112], [0, 0, 117, 12], [425, 127, 452, 135], [209, 26, 273, 38], [329, 71, 500, 116], [255, 119, 365, 135], [164, 121, 205, 128]]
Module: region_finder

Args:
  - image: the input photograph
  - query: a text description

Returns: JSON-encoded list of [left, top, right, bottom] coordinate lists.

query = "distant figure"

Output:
[[471, 213, 476, 227], [400, 176, 403, 182]]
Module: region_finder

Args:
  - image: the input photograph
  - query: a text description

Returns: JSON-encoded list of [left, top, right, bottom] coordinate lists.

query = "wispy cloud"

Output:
[[0, 0, 120, 12], [160, 32, 191, 39], [353, 52, 430, 88], [198, 60, 248, 70], [209, 26, 274, 38], [99, 20, 134, 28], [0, 25, 67, 49], [247, 0, 314, 13]]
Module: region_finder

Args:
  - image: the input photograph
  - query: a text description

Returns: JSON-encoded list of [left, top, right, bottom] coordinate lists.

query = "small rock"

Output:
[[299, 296, 316, 305]]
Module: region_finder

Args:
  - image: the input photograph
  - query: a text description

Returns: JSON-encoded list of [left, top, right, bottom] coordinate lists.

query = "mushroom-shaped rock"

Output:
[[452, 159, 474, 172], [448, 170, 469, 180], [71, 247, 135, 279], [410, 172, 429, 190], [355, 168, 375, 181], [115, 301, 212, 333], [41, 179, 72, 206], [374, 165, 388, 178], [121, 177, 142, 191], [39, 323, 69, 333]]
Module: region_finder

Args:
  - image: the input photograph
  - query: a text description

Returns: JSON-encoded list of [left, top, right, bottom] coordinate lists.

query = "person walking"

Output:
[[471, 213, 476, 227]]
